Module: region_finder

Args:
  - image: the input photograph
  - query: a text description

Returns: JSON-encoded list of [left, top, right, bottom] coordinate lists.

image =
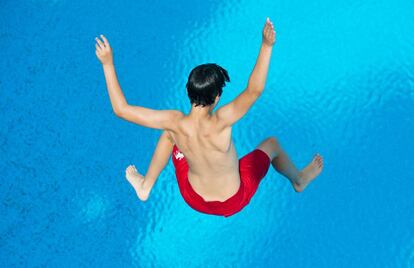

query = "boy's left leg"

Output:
[[125, 130, 174, 201]]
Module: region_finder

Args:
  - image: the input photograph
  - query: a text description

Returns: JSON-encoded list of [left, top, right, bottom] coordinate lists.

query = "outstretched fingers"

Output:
[[95, 35, 111, 52], [100, 34, 110, 47], [263, 18, 270, 32], [95, 37, 105, 49], [262, 17, 276, 45]]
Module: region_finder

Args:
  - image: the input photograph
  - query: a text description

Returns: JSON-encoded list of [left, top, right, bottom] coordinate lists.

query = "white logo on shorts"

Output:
[[174, 151, 184, 160]]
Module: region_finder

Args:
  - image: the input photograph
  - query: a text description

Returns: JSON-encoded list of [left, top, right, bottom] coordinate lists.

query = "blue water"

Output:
[[1, 0, 414, 267]]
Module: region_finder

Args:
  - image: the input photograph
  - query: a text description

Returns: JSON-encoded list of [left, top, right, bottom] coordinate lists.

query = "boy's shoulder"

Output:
[[167, 110, 184, 118], [173, 110, 185, 119], [170, 110, 186, 125]]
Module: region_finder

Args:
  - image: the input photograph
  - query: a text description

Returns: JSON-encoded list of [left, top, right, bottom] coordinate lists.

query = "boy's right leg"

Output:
[[256, 137, 323, 192], [125, 130, 174, 201]]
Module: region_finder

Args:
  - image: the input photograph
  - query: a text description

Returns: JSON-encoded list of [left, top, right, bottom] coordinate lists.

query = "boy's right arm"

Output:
[[216, 18, 276, 128]]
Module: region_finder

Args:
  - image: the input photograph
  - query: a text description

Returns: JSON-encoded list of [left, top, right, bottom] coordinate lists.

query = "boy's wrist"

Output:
[[261, 42, 274, 49], [102, 62, 114, 68]]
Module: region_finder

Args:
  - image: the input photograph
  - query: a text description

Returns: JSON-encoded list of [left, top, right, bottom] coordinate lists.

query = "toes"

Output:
[[318, 158, 323, 168], [312, 154, 323, 168], [126, 166, 134, 174]]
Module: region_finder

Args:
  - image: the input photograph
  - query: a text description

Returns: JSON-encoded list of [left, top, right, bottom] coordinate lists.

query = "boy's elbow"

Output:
[[114, 108, 127, 118], [246, 82, 264, 95], [114, 109, 122, 117], [113, 105, 127, 117], [246, 86, 263, 96]]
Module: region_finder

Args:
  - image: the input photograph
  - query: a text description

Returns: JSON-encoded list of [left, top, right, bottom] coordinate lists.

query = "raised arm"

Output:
[[216, 18, 276, 128], [95, 34, 182, 130]]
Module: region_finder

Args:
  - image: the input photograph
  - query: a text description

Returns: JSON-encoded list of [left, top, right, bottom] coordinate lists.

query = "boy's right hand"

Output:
[[95, 34, 114, 66], [262, 17, 276, 47]]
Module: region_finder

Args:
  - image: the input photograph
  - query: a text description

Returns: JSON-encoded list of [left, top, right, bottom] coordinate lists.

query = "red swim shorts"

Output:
[[171, 144, 271, 217]]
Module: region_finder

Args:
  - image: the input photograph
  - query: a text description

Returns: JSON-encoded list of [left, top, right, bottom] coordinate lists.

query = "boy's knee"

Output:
[[267, 136, 279, 147]]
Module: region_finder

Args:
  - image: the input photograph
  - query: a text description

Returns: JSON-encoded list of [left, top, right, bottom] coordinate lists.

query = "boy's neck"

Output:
[[189, 104, 214, 119]]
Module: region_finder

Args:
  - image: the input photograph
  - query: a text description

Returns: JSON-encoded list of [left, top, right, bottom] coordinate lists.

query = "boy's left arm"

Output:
[[95, 34, 182, 130]]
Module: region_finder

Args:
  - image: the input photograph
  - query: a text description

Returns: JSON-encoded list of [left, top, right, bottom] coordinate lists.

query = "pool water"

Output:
[[1, 0, 413, 267]]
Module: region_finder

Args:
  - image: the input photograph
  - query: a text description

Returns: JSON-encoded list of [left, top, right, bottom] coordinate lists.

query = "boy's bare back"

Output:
[[166, 112, 240, 201]]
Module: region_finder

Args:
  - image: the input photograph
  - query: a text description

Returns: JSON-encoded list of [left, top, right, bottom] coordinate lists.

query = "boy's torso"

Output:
[[167, 112, 241, 202]]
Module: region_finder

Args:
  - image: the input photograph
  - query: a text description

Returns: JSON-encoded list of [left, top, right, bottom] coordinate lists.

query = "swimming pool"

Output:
[[1, 0, 413, 267]]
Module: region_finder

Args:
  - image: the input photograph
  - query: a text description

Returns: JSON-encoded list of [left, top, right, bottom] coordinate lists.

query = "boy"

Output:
[[95, 18, 323, 217]]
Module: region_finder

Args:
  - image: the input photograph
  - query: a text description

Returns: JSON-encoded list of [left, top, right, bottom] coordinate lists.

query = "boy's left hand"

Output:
[[95, 34, 113, 65]]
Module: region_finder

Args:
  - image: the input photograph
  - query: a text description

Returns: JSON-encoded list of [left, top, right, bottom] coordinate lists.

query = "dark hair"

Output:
[[186, 63, 230, 107]]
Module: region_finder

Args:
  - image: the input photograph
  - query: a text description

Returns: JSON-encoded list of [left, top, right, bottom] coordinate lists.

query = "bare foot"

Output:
[[125, 165, 150, 201], [293, 154, 323, 192]]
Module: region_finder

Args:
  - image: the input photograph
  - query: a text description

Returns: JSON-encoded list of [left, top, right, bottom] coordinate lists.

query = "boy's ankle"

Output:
[[142, 178, 153, 193]]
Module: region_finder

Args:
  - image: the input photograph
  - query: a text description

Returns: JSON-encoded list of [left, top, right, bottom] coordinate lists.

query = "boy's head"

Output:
[[186, 63, 230, 107]]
